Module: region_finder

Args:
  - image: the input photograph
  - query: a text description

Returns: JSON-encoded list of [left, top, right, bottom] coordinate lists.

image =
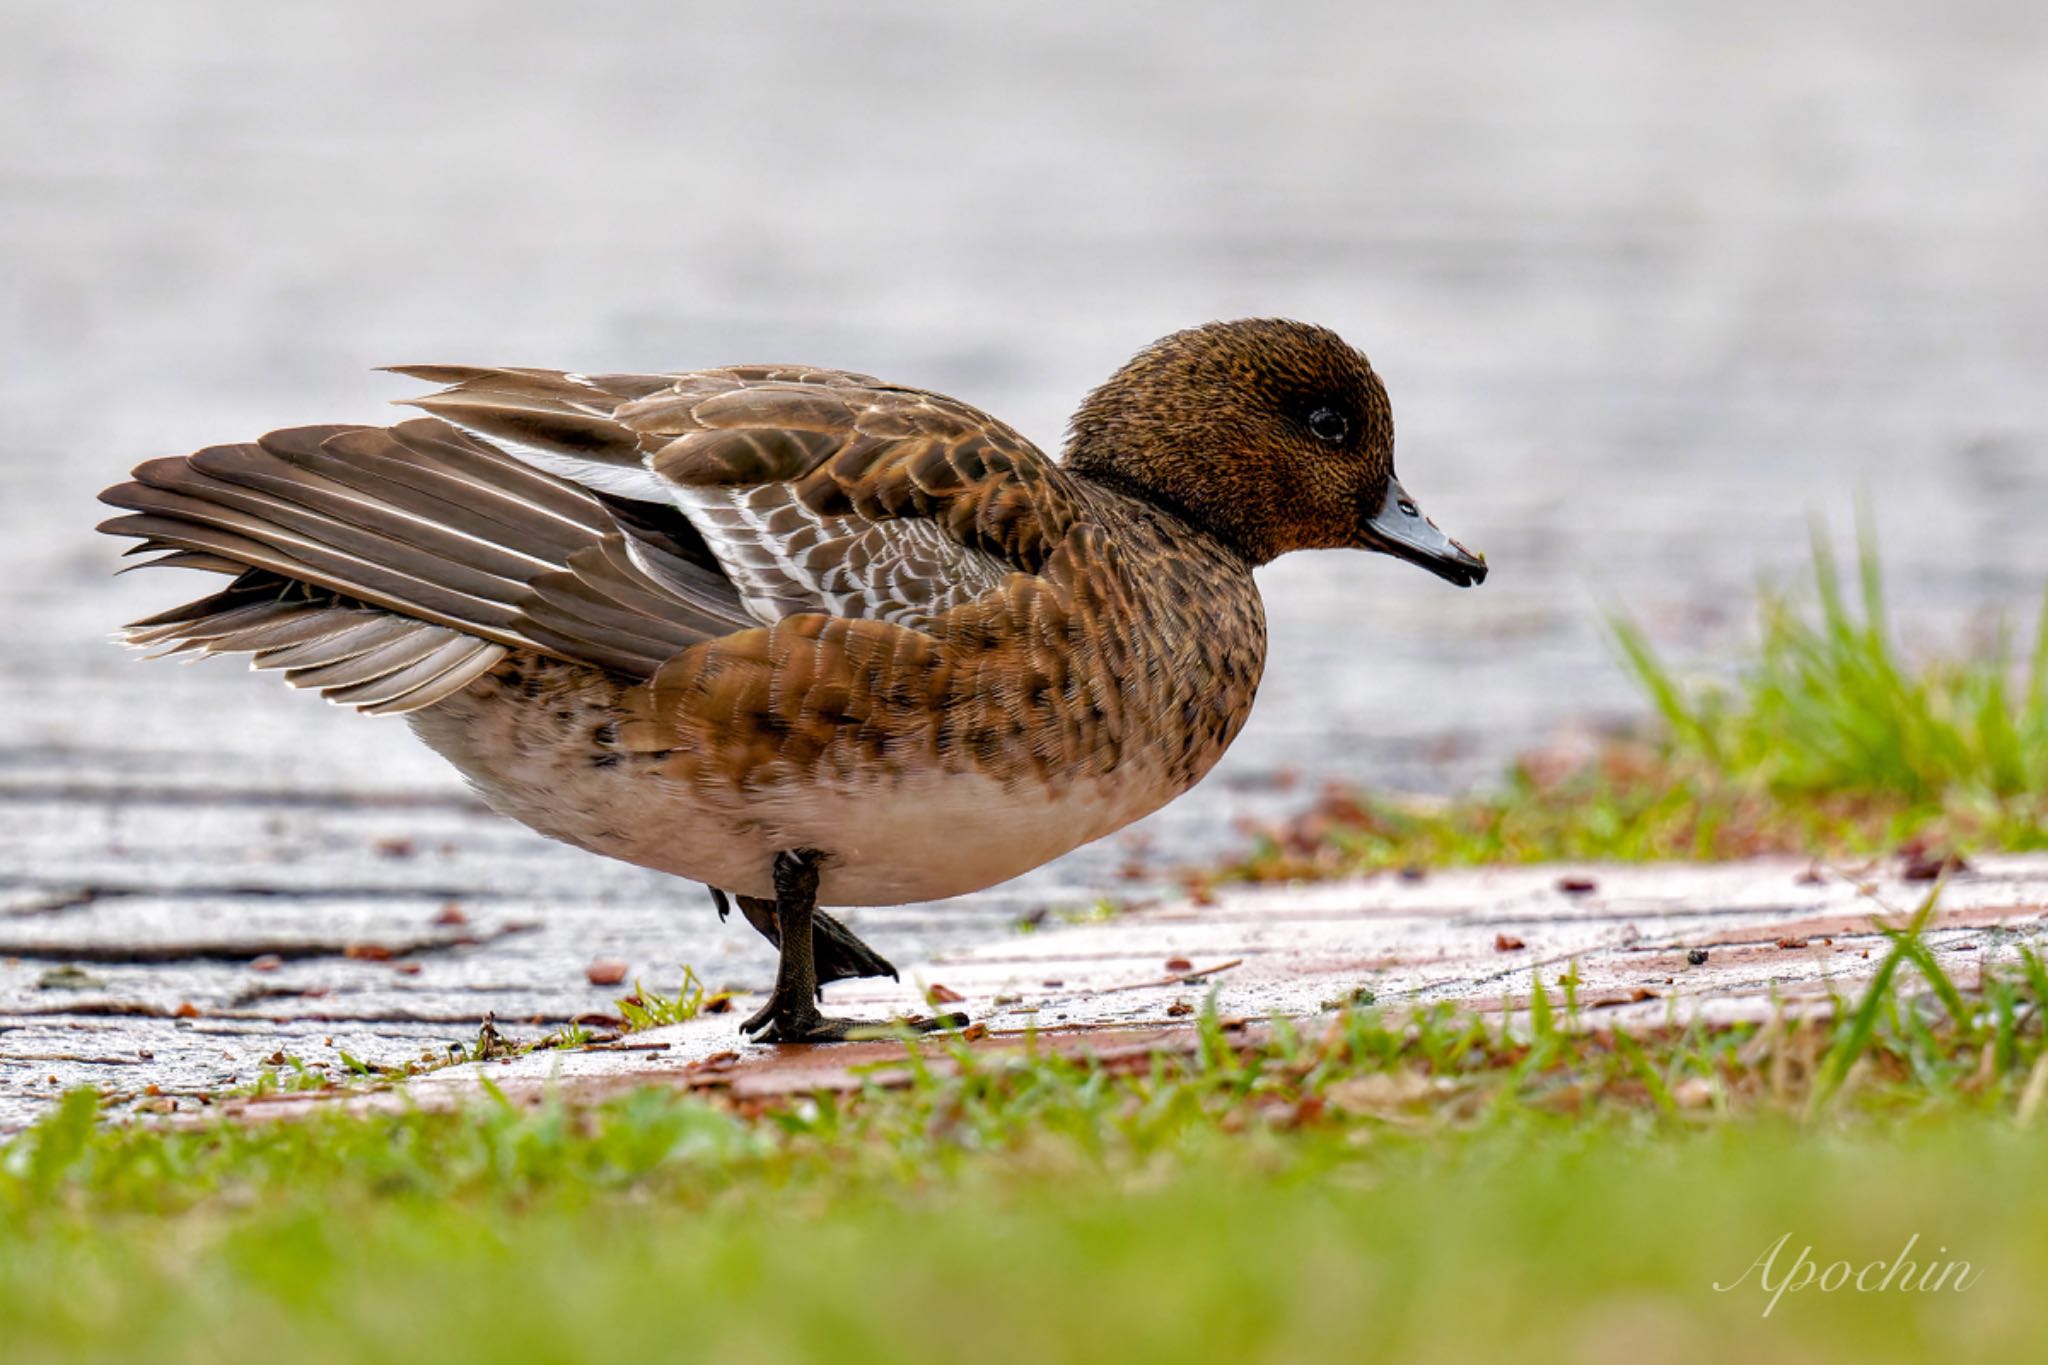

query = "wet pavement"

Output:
[[5, 2, 2048, 1127], [209, 853, 2048, 1122]]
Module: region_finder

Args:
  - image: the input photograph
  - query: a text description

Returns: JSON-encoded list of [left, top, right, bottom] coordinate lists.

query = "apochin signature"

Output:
[[1715, 1232, 1982, 1317]]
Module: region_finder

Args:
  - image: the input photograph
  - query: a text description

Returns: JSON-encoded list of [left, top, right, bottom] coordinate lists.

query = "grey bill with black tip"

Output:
[[1360, 477, 1488, 587]]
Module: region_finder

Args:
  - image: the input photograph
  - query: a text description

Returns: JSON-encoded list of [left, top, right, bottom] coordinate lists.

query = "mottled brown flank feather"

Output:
[[607, 506, 1262, 794]]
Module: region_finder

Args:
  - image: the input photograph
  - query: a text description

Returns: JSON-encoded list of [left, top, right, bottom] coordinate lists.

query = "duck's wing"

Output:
[[393, 365, 1084, 631]]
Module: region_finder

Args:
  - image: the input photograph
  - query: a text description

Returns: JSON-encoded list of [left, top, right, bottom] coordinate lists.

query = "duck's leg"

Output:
[[738, 849, 966, 1044], [713, 886, 899, 991]]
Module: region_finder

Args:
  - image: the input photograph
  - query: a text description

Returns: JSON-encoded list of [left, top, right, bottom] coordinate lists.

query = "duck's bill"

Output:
[[1360, 478, 1488, 587]]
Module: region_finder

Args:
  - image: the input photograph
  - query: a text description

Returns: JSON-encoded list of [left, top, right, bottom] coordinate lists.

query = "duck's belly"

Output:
[[406, 673, 1176, 905]]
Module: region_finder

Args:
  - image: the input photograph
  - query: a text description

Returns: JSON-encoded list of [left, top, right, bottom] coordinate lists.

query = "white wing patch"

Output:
[[439, 422, 675, 504], [669, 483, 1012, 628]]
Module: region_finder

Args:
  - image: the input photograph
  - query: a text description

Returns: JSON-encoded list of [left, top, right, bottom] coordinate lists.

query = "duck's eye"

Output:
[[1307, 408, 1349, 444]]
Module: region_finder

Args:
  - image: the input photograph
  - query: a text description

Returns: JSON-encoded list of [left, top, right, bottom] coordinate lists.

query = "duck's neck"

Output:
[[1063, 457, 1266, 570]]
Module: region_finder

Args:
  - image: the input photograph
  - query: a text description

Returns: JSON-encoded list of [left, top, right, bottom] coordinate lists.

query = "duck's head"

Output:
[[1064, 318, 1486, 584]]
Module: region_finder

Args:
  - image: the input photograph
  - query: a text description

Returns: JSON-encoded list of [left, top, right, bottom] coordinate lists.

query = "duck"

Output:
[[97, 318, 1487, 1042]]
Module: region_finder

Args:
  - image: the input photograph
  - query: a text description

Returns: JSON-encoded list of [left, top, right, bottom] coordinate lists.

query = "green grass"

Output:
[[6, 906, 2048, 1363], [1225, 519, 2048, 883]]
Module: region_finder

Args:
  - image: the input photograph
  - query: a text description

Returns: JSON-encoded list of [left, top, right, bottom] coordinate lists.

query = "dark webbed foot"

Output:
[[712, 883, 899, 989], [731, 895, 898, 988], [737, 998, 966, 1044], [734, 850, 967, 1045]]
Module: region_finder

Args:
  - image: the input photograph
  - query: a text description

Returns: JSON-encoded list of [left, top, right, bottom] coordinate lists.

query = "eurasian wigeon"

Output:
[[98, 319, 1486, 1041]]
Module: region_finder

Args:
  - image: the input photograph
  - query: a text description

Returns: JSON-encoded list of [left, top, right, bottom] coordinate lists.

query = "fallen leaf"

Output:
[[1493, 933, 1527, 952], [1325, 1071, 1438, 1113], [928, 983, 965, 1004], [1673, 1077, 1714, 1108], [1166, 1000, 1195, 1017], [1902, 849, 1969, 882], [1164, 956, 1193, 972], [344, 943, 394, 962]]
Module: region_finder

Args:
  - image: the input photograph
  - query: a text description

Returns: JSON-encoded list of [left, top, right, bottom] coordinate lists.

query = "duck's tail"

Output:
[[97, 416, 743, 714]]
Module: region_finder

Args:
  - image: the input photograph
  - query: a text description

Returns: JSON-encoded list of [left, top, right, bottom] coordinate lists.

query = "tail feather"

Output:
[[98, 414, 750, 713]]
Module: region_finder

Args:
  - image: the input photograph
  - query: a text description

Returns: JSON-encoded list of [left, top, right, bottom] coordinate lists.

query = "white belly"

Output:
[[408, 702, 1174, 904]]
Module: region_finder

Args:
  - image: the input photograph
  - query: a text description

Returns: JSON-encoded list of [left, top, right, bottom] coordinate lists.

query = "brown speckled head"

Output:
[[1064, 319, 1486, 583]]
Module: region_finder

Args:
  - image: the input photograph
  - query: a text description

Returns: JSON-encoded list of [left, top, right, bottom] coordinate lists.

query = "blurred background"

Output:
[[2, 1, 2045, 992]]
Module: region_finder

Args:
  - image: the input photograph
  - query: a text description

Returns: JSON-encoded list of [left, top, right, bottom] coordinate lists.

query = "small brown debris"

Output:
[[703, 994, 733, 1014], [1493, 933, 1527, 952], [1775, 936, 1810, 949], [1164, 956, 1194, 972], [1796, 865, 1827, 886], [372, 837, 417, 859], [958, 1022, 990, 1041], [248, 954, 283, 973], [585, 958, 629, 987], [1398, 864, 1428, 883], [1326, 1071, 1436, 1113], [1672, 1077, 1714, 1109], [1166, 1000, 1196, 1017], [393, 961, 422, 976], [473, 1014, 514, 1061], [1901, 848, 1969, 882], [927, 982, 966, 1004], [1686, 947, 1710, 966], [264, 1050, 287, 1067], [433, 903, 469, 926], [1042, 979, 1065, 988], [1556, 875, 1599, 895], [344, 943, 394, 962], [174, 1002, 200, 1019]]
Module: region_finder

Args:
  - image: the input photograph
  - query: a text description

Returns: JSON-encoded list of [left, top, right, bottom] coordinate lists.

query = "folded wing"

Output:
[[99, 364, 1084, 716], [395, 365, 1082, 631]]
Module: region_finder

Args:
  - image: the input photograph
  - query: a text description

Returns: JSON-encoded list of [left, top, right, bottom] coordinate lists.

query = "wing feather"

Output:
[[390, 366, 1082, 632]]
